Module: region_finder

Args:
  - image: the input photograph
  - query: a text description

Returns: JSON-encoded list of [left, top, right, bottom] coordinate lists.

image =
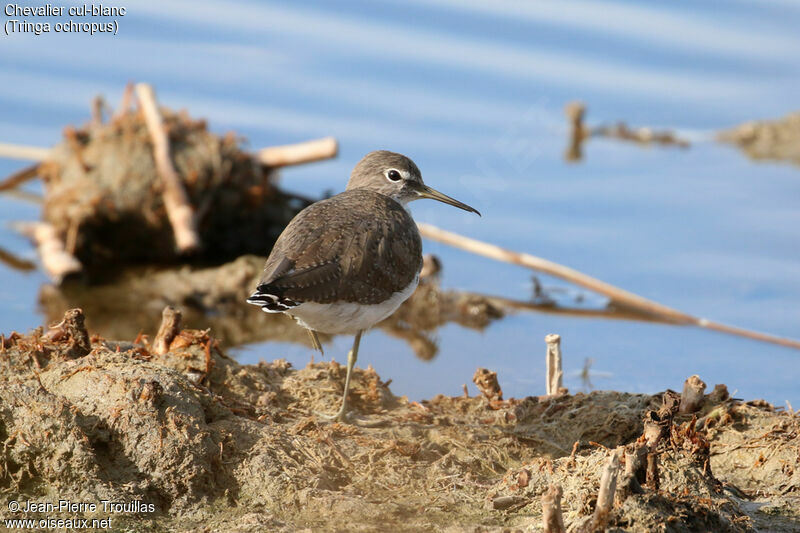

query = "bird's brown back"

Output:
[[257, 189, 422, 305]]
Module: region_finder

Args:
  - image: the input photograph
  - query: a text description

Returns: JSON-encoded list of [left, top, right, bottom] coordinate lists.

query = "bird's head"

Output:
[[346, 150, 480, 215]]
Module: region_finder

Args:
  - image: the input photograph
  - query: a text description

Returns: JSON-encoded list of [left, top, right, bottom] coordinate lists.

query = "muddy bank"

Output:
[[0, 310, 797, 532]]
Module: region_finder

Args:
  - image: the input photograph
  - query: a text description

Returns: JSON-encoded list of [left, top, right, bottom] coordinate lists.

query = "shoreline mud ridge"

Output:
[[0, 308, 798, 532]]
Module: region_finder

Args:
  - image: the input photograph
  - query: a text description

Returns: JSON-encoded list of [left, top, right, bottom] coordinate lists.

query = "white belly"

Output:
[[289, 275, 418, 335]]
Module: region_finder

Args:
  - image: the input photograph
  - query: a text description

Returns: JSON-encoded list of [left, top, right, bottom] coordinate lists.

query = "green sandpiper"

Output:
[[247, 150, 480, 422]]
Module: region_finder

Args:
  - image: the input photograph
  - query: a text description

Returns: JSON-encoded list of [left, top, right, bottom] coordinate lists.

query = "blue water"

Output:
[[1, 0, 799, 405]]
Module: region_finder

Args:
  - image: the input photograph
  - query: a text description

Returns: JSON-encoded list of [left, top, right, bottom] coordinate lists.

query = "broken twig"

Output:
[[541, 484, 566, 533], [642, 411, 668, 450], [417, 222, 800, 350], [135, 83, 201, 253], [592, 449, 621, 529], [0, 164, 39, 192], [153, 306, 182, 356], [90, 95, 106, 128], [491, 495, 528, 511], [473, 368, 502, 402], [564, 101, 588, 162], [646, 452, 660, 491], [0, 246, 36, 272], [258, 137, 338, 168], [44, 308, 91, 358], [545, 333, 564, 395], [679, 375, 707, 415], [112, 82, 135, 121], [0, 142, 50, 161], [15, 222, 82, 282]]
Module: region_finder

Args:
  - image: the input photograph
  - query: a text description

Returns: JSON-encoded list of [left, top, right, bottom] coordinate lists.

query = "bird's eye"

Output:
[[386, 169, 402, 182]]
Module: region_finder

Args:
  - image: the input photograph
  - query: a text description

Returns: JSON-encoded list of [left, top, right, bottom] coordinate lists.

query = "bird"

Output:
[[247, 150, 480, 422]]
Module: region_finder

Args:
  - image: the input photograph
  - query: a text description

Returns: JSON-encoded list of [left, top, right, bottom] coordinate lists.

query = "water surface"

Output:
[[1, 0, 799, 404]]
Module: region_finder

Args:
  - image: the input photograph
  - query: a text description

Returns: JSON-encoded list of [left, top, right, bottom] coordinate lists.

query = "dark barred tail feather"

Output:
[[246, 287, 323, 354], [246, 289, 299, 313]]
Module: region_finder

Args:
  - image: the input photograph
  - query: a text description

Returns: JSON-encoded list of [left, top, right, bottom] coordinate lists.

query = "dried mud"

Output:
[[718, 112, 800, 167], [0, 311, 798, 532]]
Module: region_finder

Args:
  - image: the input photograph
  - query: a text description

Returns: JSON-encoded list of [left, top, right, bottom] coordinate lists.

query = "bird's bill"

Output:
[[414, 184, 481, 216]]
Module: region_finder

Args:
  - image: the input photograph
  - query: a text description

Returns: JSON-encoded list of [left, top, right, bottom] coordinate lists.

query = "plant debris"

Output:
[[718, 111, 800, 166]]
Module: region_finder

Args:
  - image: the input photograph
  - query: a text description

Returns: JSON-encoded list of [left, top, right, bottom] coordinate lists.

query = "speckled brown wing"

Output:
[[248, 189, 422, 309]]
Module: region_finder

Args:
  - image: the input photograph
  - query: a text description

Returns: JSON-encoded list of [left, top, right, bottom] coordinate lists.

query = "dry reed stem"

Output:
[[135, 83, 201, 253], [0, 163, 39, 192], [258, 137, 338, 167], [417, 222, 694, 323], [0, 142, 50, 161], [2, 188, 42, 205], [417, 222, 800, 350], [545, 333, 563, 395], [0, 246, 36, 272]]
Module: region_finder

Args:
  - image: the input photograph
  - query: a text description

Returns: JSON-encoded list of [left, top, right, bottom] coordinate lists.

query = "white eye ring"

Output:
[[385, 169, 402, 182]]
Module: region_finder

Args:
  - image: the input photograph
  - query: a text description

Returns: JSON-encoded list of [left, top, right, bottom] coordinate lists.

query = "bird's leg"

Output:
[[307, 328, 324, 354], [319, 330, 362, 422]]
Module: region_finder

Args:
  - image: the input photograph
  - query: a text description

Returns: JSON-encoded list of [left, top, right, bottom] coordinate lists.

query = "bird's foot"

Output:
[[314, 408, 387, 427], [315, 406, 352, 423]]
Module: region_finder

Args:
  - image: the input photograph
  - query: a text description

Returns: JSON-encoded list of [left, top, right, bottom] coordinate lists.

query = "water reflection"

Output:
[[35, 251, 709, 363], [36, 255, 507, 361]]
